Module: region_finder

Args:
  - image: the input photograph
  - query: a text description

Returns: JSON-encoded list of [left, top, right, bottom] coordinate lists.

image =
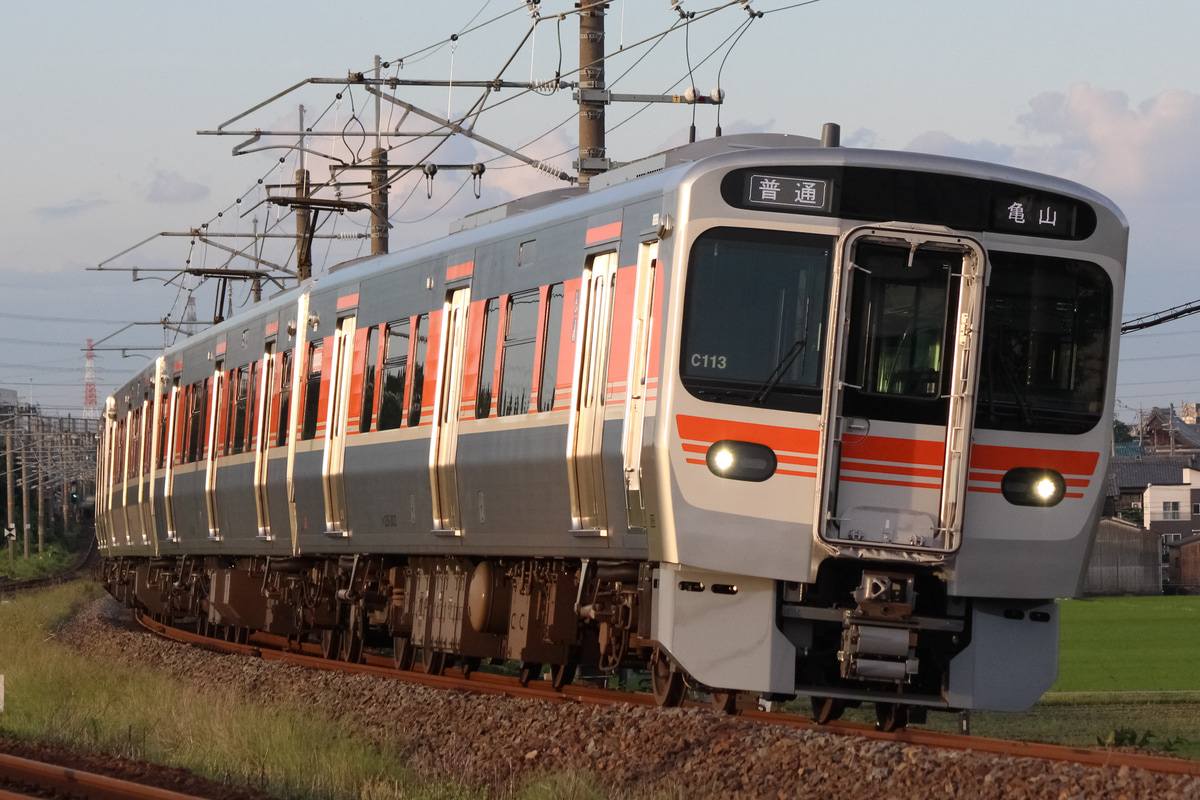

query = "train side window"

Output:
[[277, 350, 293, 447], [244, 361, 258, 452], [538, 283, 565, 412], [407, 314, 428, 427], [187, 380, 207, 463], [129, 409, 141, 478], [476, 298, 500, 419], [976, 252, 1112, 434], [157, 392, 171, 469], [232, 367, 249, 455], [301, 340, 323, 441], [377, 321, 409, 431], [499, 288, 540, 416], [359, 326, 378, 433]]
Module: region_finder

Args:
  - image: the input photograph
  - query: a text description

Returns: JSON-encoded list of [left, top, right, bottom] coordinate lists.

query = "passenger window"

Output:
[[477, 299, 500, 419], [276, 350, 293, 447], [301, 341, 323, 441], [378, 321, 409, 431], [499, 289, 540, 416], [408, 315, 428, 427], [538, 284, 565, 412], [360, 327, 378, 433]]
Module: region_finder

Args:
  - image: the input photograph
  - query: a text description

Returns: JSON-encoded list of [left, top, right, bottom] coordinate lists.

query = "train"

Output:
[[95, 130, 1127, 729]]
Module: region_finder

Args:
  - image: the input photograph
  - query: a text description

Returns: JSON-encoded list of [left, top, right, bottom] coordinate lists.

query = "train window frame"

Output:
[[476, 298, 501, 419], [679, 226, 834, 414], [975, 251, 1112, 435], [498, 288, 540, 417], [276, 349, 293, 447], [359, 326, 378, 433], [301, 340, 323, 441], [408, 314, 429, 428], [377, 320, 410, 431], [538, 283, 566, 412]]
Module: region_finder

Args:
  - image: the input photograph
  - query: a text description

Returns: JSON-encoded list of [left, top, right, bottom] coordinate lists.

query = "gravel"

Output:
[[48, 596, 1200, 799]]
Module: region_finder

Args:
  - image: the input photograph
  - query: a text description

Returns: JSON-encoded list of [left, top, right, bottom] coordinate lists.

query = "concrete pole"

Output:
[[295, 104, 312, 283], [21, 416, 29, 559], [37, 416, 44, 554], [6, 421, 13, 567], [577, 2, 607, 186]]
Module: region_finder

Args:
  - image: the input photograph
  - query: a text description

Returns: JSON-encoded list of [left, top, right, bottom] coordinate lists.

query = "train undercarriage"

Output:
[[98, 553, 979, 730]]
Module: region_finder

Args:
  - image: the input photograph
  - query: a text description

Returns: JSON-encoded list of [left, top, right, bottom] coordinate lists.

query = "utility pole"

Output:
[[576, 2, 608, 186], [6, 419, 13, 567], [295, 104, 312, 282], [371, 55, 389, 256], [37, 416, 44, 554], [21, 414, 29, 559]]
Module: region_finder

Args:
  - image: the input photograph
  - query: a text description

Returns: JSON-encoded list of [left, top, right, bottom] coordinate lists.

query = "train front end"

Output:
[[648, 143, 1126, 718]]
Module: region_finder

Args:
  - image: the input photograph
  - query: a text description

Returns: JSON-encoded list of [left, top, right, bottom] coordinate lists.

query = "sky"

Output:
[[1, 0, 1199, 424]]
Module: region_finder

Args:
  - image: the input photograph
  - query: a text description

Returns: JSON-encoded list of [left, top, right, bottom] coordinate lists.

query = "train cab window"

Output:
[[277, 350, 293, 447], [840, 242, 961, 424], [360, 326, 378, 433], [408, 314, 429, 427], [378, 321, 409, 431], [538, 284, 566, 412], [499, 288, 540, 416], [976, 252, 1112, 434], [301, 341, 323, 441], [477, 299, 500, 419], [680, 227, 833, 413]]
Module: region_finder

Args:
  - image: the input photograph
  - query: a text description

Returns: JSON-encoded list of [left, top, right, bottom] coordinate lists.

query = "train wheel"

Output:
[[338, 612, 365, 664], [518, 662, 543, 686], [422, 648, 447, 677], [550, 661, 577, 690], [710, 690, 738, 715], [320, 629, 341, 660], [393, 636, 415, 670], [811, 696, 847, 725], [460, 656, 482, 678], [650, 649, 686, 707], [875, 702, 909, 732]]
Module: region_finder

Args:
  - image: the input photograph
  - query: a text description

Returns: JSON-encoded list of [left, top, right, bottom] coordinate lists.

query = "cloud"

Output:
[[146, 170, 210, 204], [34, 196, 108, 219], [902, 84, 1200, 203]]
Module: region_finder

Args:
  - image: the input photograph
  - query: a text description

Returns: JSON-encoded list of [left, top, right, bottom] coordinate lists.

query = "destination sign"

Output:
[[744, 174, 831, 212], [991, 192, 1078, 238]]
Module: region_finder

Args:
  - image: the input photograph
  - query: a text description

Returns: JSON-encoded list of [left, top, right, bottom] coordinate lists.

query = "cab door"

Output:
[[816, 227, 986, 557]]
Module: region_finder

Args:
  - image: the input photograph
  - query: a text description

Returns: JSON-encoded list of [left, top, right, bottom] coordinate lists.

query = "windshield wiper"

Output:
[[752, 338, 807, 404]]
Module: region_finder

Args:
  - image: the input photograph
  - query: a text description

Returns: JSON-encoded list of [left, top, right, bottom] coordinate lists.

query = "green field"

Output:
[[1054, 595, 1200, 693]]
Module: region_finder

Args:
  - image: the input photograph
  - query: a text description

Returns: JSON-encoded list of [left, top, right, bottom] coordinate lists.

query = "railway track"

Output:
[[0, 537, 98, 597], [135, 611, 1200, 780], [0, 750, 217, 800]]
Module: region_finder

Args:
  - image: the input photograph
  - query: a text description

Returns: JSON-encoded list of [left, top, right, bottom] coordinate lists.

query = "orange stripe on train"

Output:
[[970, 444, 1098, 476], [676, 414, 818, 454]]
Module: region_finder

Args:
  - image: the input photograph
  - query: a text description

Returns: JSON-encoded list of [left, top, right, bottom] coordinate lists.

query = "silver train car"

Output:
[[96, 133, 1127, 726]]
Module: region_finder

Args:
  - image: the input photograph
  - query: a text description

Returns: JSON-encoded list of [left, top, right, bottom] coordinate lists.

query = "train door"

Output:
[[567, 252, 618, 536], [322, 316, 357, 535], [253, 344, 275, 538], [817, 227, 986, 556], [430, 288, 471, 535], [621, 242, 657, 531], [204, 366, 222, 539], [164, 378, 180, 540]]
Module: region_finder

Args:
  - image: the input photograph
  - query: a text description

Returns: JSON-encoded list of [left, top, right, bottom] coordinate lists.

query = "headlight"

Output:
[[1001, 468, 1066, 507], [705, 440, 777, 482]]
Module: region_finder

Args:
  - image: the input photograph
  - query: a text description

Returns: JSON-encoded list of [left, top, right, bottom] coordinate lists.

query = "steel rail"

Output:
[[135, 612, 1200, 779], [0, 751, 212, 800]]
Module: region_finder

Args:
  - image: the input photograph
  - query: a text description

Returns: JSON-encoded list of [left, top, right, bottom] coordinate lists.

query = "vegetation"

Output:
[[0, 522, 87, 580]]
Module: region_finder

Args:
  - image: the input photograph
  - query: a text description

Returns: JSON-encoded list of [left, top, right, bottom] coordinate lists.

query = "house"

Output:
[[1082, 517, 1162, 595]]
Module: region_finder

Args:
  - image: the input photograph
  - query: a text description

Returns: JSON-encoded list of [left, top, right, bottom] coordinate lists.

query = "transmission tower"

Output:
[[83, 339, 98, 420]]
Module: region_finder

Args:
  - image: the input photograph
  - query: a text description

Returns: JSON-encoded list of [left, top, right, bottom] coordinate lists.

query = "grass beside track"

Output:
[[0, 580, 684, 800]]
